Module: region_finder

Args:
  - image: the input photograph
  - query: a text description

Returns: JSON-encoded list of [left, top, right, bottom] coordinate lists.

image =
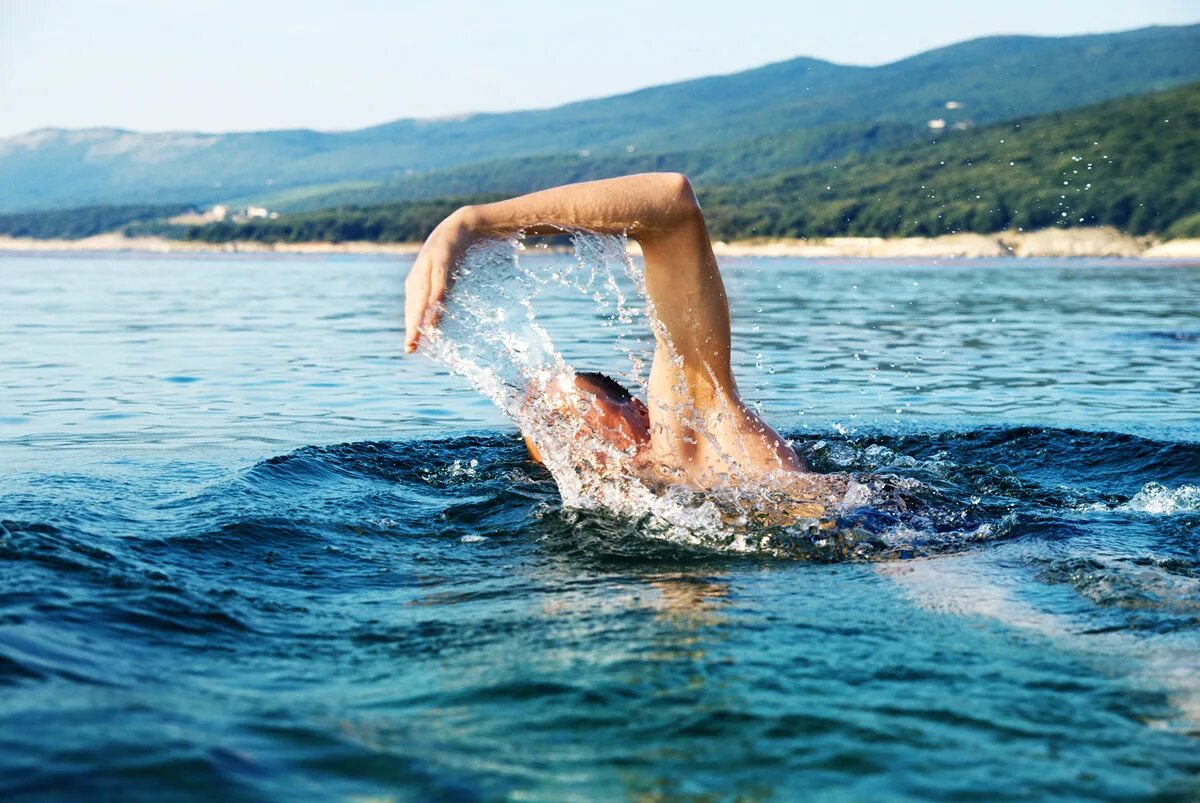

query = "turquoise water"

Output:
[[1, 252, 1199, 800]]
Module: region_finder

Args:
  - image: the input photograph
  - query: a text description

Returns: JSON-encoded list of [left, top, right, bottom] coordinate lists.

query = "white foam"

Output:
[[1119, 482, 1200, 515], [1078, 482, 1200, 515]]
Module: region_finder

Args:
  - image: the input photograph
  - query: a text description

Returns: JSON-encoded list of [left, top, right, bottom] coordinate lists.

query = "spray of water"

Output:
[[419, 230, 862, 553]]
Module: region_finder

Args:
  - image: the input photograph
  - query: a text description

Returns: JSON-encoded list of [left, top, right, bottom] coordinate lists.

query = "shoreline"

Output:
[[1, 228, 1199, 260]]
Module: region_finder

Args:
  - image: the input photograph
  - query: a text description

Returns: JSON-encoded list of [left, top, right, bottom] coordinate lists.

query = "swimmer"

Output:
[[404, 173, 844, 516]]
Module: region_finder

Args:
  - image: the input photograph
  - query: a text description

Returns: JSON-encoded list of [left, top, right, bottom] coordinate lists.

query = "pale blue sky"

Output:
[[1, 0, 1196, 137]]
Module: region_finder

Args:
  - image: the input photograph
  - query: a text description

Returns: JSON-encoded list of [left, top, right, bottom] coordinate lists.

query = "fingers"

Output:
[[421, 270, 449, 335], [403, 259, 428, 353], [403, 257, 451, 353], [404, 301, 422, 353], [404, 224, 464, 353]]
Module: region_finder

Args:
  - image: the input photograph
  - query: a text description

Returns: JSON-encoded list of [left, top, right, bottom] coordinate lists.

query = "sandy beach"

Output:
[[1, 227, 1198, 259], [710, 228, 1200, 259], [0, 232, 425, 256]]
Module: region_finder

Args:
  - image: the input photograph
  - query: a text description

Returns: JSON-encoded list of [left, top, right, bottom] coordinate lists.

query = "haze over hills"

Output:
[[24, 82, 1175, 247], [2, 22, 1199, 214]]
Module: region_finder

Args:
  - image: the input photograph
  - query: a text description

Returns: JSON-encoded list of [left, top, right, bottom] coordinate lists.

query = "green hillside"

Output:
[[1, 24, 1198, 212], [699, 82, 1200, 239], [0, 203, 194, 240], [139, 83, 1198, 245], [131, 196, 504, 245], [11, 82, 1198, 245], [267, 122, 924, 211]]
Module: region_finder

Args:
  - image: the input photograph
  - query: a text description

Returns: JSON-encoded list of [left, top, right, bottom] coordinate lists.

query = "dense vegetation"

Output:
[[699, 82, 1200, 239], [1166, 213, 1200, 239], [129, 196, 503, 244], [2, 24, 1198, 212], [281, 122, 924, 210], [157, 83, 1199, 243], [13, 83, 1199, 244], [0, 203, 193, 239]]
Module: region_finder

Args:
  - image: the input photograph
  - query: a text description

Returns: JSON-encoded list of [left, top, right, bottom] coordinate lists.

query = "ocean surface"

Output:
[[2, 251, 1199, 801]]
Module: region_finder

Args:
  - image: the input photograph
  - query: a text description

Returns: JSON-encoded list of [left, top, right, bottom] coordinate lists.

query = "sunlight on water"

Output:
[[2, 255, 1199, 799]]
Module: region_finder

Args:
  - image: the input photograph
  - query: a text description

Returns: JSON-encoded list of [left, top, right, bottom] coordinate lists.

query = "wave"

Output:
[[8, 423, 1187, 572], [209, 424, 1196, 561]]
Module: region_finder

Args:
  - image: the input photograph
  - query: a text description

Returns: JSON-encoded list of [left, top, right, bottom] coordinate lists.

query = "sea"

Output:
[[1, 248, 1198, 800]]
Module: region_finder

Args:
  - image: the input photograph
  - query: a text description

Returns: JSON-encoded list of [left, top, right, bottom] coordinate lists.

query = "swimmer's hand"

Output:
[[404, 208, 481, 353]]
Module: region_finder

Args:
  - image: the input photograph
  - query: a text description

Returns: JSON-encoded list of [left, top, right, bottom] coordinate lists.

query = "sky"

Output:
[[1, 0, 1197, 138]]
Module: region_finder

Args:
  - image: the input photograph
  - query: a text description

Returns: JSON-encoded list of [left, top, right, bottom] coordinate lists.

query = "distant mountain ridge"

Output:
[[3, 23, 1199, 212], [5, 83, 1198, 243]]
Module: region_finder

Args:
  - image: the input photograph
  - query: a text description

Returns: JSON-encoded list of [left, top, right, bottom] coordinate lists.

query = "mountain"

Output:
[[2, 23, 1199, 213], [697, 82, 1200, 239], [254, 121, 928, 211], [118, 82, 1196, 245]]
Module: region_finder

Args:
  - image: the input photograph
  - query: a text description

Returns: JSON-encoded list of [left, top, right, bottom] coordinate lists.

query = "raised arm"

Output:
[[404, 173, 736, 401]]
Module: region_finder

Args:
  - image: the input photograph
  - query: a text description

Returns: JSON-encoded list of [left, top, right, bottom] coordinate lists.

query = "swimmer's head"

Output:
[[523, 371, 650, 464]]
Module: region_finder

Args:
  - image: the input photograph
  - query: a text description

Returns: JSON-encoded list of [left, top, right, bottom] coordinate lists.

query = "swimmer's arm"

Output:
[[405, 173, 703, 351], [404, 174, 734, 397], [457, 172, 704, 241]]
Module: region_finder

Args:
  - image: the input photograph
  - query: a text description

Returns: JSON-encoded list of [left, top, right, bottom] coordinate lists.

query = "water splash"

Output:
[[415, 232, 1048, 558], [422, 233, 650, 502], [1075, 482, 1200, 515], [419, 231, 846, 552], [1117, 483, 1200, 515]]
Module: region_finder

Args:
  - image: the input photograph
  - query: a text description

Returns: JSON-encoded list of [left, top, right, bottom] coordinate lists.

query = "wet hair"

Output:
[[575, 371, 632, 402]]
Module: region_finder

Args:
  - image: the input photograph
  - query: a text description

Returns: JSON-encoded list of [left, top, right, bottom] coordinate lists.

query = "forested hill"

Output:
[[0, 204, 194, 240], [698, 81, 1200, 240], [269, 121, 927, 211], [1, 23, 1198, 213], [102, 82, 1196, 245]]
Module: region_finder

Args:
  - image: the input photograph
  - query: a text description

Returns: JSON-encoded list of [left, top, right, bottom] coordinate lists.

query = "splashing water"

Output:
[[417, 232, 1001, 558], [424, 235, 642, 492], [1096, 482, 1200, 515], [420, 232, 849, 552]]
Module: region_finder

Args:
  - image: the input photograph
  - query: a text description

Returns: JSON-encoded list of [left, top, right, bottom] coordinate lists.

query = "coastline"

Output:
[[710, 228, 1200, 259], [2, 227, 1198, 260], [0, 233, 425, 256]]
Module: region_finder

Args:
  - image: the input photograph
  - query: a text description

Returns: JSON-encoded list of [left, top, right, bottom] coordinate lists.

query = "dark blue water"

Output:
[[2, 253, 1199, 800]]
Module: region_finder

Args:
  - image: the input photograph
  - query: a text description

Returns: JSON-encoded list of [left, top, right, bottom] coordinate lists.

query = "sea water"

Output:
[[1, 250, 1198, 800]]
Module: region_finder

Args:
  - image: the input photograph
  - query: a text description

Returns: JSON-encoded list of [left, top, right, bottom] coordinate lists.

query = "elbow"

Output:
[[652, 172, 703, 226], [658, 172, 701, 209], [452, 203, 479, 226]]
